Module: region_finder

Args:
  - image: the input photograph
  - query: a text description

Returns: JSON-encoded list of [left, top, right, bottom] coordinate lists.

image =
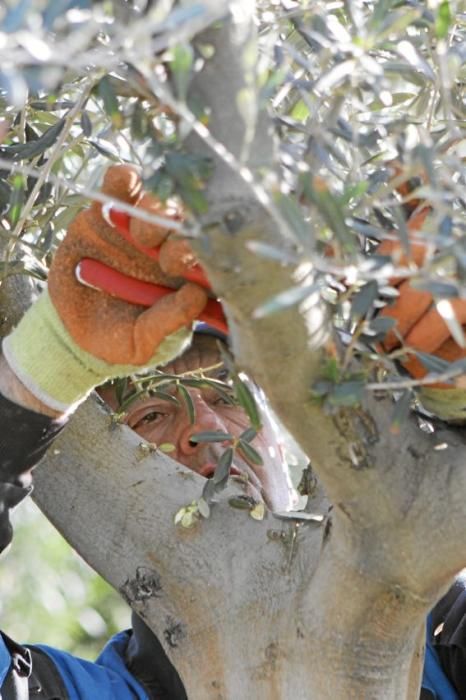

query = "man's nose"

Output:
[[178, 394, 228, 456]]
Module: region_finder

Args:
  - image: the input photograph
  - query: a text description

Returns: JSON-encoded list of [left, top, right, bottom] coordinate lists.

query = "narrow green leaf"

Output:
[[275, 192, 312, 245], [202, 479, 216, 503], [391, 205, 411, 257], [98, 76, 122, 128], [363, 316, 396, 340], [410, 280, 458, 298], [369, 0, 396, 29], [80, 111, 92, 136], [416, 352, 451, 375], [8, 174, 24, 225], [351, 281, 379, 320], [347, 218, 384, 240], [29, 100, 74, 111], [0, 118, 65, 160], [302, 174, 356, 254], [383, 61, 427, 87], [228, 495, 256, 510], [116, 387, 147, 413], [449, 358, 466, 375], [178, 184, 208, 214], [376, 9, 424, 43], [115, 377, 129, 407], [312, 59, 356, 96], [89, 139, 120, 161], [397, 41, 435, 82], [327, 380, 365, 407], [177, 383, 196, 425], [233, 378, 261, 431], [289, 98, 309, 122], [213, 448, 234, 485], [339, 181, 368, 207], [312, 380, 333, 397], [170, 43, 194, 101], [238, 440, 263, 466], [165, 152, 211, 214], [322, 358, 341, 383], [240, 427, 257, 443], [130, 101, 149, 141], [436, 0, 452, 39], [181, 378, 236, 406], [0, 179, 12, 214], [147, 390, 179, 405]]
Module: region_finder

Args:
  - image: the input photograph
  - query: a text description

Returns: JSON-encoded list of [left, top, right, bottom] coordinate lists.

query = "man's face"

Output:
[[100, 335, 294, 512]]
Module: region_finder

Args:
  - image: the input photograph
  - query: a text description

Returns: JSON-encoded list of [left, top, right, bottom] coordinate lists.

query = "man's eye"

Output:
[[132, 411, 165, 429], [212, 395, 234, 407]]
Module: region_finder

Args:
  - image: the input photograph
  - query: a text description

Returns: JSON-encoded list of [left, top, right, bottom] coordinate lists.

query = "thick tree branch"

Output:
[[178, 0, 466, 590], [31, 397, 325, 698], [1, 3, 466, 698]]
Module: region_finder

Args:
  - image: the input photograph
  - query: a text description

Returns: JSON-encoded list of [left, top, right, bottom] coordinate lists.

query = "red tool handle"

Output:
[[76, 258, 228, 335], [102, 206, 211, 290]]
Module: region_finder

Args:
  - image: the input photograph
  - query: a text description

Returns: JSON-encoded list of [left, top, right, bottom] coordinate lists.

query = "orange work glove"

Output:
[[2, 165, 209, 412], [376, 175, 466, 422], [49, 164, 208, 365]]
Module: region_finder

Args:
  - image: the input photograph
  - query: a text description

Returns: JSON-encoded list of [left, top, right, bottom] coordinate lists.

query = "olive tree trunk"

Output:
[[2, 2, 466, 698]]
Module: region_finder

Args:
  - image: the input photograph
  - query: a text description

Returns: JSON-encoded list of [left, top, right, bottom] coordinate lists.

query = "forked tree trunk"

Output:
[[1, 2, 466, 698], [29, 393, 465, 699]]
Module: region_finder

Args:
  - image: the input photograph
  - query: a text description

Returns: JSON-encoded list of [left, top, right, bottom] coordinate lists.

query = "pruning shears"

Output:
[[75, 204, 228, 335]]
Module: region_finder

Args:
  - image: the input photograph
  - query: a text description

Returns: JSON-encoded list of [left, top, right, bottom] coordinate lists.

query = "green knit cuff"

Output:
[[419, 387, 466, 424], [2, 291, 192, 413]]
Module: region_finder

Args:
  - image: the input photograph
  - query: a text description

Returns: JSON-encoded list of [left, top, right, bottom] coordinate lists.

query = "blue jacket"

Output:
[[422, 615, 459, 699], [0, 631, 149, 699], [0, 614, 463, 699]]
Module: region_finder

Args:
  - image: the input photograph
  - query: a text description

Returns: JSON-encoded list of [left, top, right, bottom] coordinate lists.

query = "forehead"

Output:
[[162, 334, 227, 378]]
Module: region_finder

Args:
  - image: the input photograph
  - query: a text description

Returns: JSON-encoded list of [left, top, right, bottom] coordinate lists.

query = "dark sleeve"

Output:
[[0, 391, 67, 552], [431, 577, 466, 698], [125, 612, 187, 700]]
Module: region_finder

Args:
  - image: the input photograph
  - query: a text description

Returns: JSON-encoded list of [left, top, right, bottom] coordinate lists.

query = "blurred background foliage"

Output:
[[0, 0, 464, 653], [2, 500, 129, 658]]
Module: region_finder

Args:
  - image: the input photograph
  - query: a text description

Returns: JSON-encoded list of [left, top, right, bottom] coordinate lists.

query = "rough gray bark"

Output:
[[1, 2, 466, 698], [32, 397, 326, 699]]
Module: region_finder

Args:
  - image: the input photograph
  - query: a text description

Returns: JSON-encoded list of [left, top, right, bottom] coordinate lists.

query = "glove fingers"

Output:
[[435, 336, 466, 364], [132, 283, 208, 365], [101, 164, 142, 203], [49, 274, 152, 365], [404, 301, 466, 355], [407, 207, 430, 232], [377, 239, 429, 285], [51, 271, 207, 367], [380, 281, 433, 351], [51, 209, 171, 288], [90, 165, 143, 220], [401, 335, 466, 388], [129, 193, 182, 248], [159, 238, 197, 278], [376, 208, 431, 285]]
